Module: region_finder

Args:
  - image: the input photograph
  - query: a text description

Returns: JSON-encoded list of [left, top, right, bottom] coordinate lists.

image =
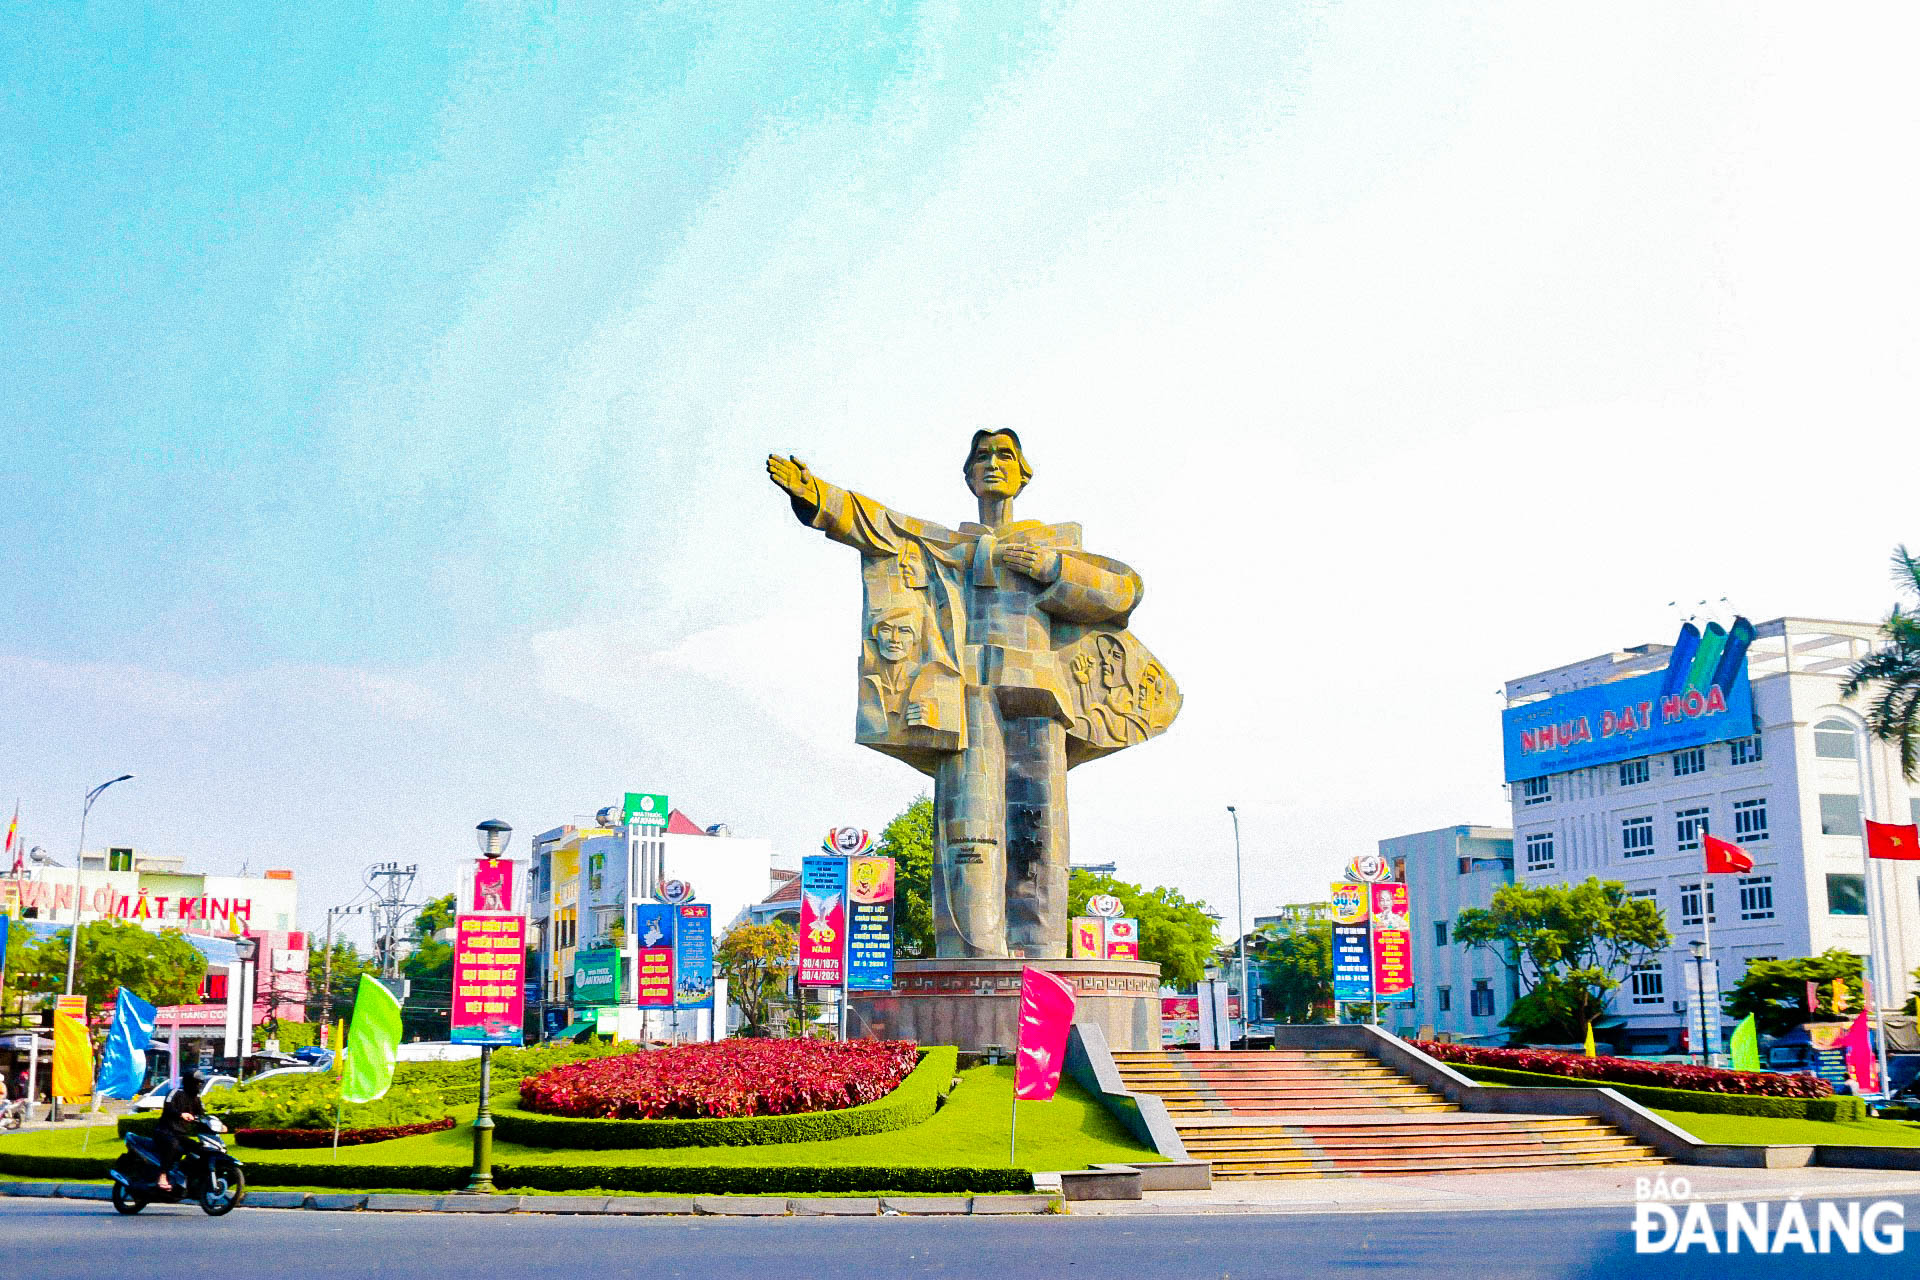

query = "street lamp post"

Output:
[[466, 819, 511, 1195], [1228, 805, 1246, 1051], [1688, 939, 1711, 1067], [63, 775, 133, 997]]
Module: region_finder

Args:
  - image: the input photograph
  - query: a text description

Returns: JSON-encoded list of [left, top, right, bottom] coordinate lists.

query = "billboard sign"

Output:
[[451, 915, 526, 1046], [1503, 619, 1756, 783], [632, 904, 676, 1008], [1330, 882, 1373, 1002], [674, 904, 713, 1010], [1103, 916, 1139, 960], [1070, 917, 1102, 958], [846, 855, 896, 992], [624, 792, 670, 828], [798, 855, 848, 987], [1161, 996, 1200, 1046], [1368, 883, 1414, 1003], [572, 947, 623, 1008]]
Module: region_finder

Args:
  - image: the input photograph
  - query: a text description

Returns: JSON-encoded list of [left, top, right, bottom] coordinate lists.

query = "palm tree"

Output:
[[1843, 544, 1920, 781]]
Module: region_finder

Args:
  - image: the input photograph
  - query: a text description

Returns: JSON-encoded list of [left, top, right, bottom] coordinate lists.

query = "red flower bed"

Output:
[[1412, 1041, 1832, 1098], [519, 1039, 920, 1120], [234, 1116, 458, 1148]]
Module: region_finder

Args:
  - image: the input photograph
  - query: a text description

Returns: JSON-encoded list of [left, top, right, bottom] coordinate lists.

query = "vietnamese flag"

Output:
[[1866, 820, 1920, 861], [1702, 833, 1753, 875]]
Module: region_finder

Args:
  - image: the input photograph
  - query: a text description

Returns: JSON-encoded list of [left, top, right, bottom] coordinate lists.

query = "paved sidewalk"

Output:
[[1073, 1164, 1920, 1216]]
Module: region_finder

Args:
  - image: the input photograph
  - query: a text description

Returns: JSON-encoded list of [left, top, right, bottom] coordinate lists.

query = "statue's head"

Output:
[[1096, 632, 1128, 687], [869, 605, 922, 663], [963, 429, 1032, 501]]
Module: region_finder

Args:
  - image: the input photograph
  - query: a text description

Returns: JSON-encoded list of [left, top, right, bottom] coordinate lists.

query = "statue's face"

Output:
[[898, 543, 927, 588], [875, 618, 917, 662], [966, 433, 1027, 500], [1098, 634, 1125, 684], [1137, 664, 1166, 714]]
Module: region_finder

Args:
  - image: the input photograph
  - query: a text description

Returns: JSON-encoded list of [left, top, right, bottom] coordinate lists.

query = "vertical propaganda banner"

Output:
[[1368, 883, 1413, 1002], [1160, 996, 1199, 1046], [451, 915, 526, 1046], [1069, 917, 1102, 958], [798, 855, 848, 987], [470, 859, 515, 914], [846, 856, 896, 992], [675, 904, 714, 1010], [51, 994, 91, 1101], [633, 904, 677, 1008], [1103, 917, 1139, 960], [1329, 882, 1373, 1001]]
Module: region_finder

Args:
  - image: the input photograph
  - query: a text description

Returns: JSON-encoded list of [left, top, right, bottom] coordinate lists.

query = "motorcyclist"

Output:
[[152, 1074, 205, 1192]]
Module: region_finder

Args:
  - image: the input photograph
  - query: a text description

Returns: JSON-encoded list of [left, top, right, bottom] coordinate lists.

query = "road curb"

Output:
[[0, 1181, 1063, 1216]]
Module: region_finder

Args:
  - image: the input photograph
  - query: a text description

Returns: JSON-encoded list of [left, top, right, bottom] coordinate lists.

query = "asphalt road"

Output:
[[2, 1196, 1916, 1279]]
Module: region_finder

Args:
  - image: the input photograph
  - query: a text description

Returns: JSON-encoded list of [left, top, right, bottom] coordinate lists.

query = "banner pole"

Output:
[[81, 1089, 96, 1152], [331, 1093, 344, 1161], [1009, 1096, 1018, 1166]]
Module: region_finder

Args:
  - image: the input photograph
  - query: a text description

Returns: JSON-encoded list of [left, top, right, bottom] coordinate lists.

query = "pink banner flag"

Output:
[[1839, 1012, 1879, 1094], [1014, 967, 1076, 1101], [1806, 980, 1819, 1013]]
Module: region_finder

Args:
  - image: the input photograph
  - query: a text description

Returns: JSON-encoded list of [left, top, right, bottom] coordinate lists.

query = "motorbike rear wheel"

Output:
[[111, 1182, 144, 1215], [200, 1163, 245, 1217]]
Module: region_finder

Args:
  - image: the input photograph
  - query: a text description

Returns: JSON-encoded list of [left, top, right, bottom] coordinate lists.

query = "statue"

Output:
[[767, 430, 1180, 958]]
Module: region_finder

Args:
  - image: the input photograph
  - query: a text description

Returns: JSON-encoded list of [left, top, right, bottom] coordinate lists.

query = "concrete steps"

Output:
[[1111, 1048, 1663, 1180]]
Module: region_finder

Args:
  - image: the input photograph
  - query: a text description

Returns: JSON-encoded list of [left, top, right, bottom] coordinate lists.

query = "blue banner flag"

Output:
[[94, 987, 158, 1100], [675, 904, 713, 1010]]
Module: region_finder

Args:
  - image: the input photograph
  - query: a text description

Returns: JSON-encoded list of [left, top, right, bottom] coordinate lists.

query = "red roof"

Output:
[[665, 808, 709, 836]]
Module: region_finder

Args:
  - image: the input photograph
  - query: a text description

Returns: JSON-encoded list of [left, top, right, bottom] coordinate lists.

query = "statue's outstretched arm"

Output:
[[766, 453, 953, 555]]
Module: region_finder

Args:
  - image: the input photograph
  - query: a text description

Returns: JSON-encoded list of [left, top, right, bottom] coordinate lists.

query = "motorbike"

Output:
[[109, 1114, 246, 1216], [0, 1098, 24, 1130]]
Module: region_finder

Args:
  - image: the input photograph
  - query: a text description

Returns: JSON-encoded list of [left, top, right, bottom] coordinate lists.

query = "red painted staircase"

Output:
[[1113, 1049, 1663, 1179]]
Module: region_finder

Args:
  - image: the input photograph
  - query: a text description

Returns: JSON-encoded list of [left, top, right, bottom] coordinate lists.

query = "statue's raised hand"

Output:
[[1001, 543, 1061, 585], [766, 453, 819, 507]]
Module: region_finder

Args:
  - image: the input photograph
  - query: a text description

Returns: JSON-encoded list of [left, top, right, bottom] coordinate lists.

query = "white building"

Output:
[[528, 802, 773, 1028], [1383, 825, 1516, 1043], [1505, 617, 1920, 1053]]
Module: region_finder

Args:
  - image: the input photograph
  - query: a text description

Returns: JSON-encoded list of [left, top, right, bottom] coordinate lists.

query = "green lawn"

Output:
[[1657, 1109, 1920, 1148], [0, 1065, 1156, 1181]]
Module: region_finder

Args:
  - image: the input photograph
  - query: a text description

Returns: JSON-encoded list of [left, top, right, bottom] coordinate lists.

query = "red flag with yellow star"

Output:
[[1866, 820, 1920, 861]]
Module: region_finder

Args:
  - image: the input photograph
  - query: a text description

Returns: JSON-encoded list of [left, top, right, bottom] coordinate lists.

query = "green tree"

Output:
[[714, 919, 797, 1036], [399, 893, 456, 1042], [19, 921, 208, 1012], [1454, 878, 1670, 1044], [306, 937, 376, 1026], [1068, 871, 1219, 988], [1250, 922, 1332, 1024], [1844, 544, 1920, 780], [1723, 950, 1866, 1038], [877, 797, 934, 958]]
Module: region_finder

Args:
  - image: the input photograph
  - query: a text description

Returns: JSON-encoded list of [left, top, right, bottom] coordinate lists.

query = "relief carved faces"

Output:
[[1068, 630, 1179, 751]]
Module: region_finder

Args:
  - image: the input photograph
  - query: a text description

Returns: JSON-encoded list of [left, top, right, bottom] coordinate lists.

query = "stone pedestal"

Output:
[[848, 958, 1162, 1053]]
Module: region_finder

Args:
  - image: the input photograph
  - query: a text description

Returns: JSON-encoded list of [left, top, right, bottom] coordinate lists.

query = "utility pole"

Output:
[[366, 863, 420, 980], [319, 904, 367, 1044]]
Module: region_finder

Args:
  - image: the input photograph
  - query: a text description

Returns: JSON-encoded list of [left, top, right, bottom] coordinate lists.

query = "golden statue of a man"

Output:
[[767, 430, 1179, 958]]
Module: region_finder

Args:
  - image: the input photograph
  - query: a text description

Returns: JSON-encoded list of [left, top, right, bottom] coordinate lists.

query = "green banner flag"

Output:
[[1729, 1012, 1761, 1072], [341, 975, 403, 1104]]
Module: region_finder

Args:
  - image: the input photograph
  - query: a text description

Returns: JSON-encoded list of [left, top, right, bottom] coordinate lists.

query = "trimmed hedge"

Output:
[[1454, 1063, 1869, 1122], [493, 1046, 957, 1149], [1415, 1040, 1831, 1097], [115, 1112, 456, 1146]]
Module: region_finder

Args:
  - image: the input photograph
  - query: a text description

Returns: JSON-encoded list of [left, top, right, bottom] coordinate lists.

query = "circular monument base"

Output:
[[848, 958, 1162, 1053]]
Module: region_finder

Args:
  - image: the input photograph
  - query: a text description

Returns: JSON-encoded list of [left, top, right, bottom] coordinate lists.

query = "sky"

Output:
[[4, 2, 1918, 945]]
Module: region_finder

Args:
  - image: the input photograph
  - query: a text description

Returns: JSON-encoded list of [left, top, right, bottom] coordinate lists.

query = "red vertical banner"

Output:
[[633, 904, 676, 1008], [1368, 882, 1413, 1001], [1014, 967, 1075, 1101], [798, 856, 848, 987], [451, 915, 526, 1046]]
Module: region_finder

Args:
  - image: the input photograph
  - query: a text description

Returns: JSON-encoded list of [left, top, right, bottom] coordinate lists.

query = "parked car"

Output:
[[237, 1065, 323, 1089], [394, 1041, 482, 1063], [131, 1075, 237, 1111]]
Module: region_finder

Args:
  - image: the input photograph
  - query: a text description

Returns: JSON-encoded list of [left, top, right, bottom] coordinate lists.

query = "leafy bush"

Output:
[[1446, 1062, 1867, 1122], [496, 1047, 954, 1148], [519, 1039, 919, 1120], [234, 1117, 457, 1148], [1414, 1041, 1833, 1098]]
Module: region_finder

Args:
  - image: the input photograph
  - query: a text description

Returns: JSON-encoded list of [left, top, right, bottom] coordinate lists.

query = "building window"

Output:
[[1826, 873, 1867, 916], [1679, 881, 1717, 926], [1470, 981, 1495, 1017], [1437, 986, 1452, 1012], [1675, 807, 1710, 852], [1630, 887, 1658, 903], [1433, 921, 1449, 947], [1728, 736, 1763, 766], [1814, 718, 1858, 760], [1619, 759, 1650, 787], [1732, 797, 1769, 844], [107, 847, 133, 872], [1630, 964, 1665, 1005], [1913, 797, 1920, 826], [1738, 876, 1775, 921], [1820, 794, 1862, 836], [1672, 747, 1706, 777], [1621, 815, 1655, 858], [1525, 832, 1555, 872], [1521, 777, 1551, 807]]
